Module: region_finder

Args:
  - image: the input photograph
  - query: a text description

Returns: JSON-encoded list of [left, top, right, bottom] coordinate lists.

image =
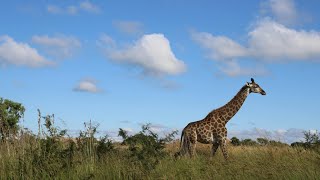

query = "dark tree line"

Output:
[[230, 137, 288, 146]]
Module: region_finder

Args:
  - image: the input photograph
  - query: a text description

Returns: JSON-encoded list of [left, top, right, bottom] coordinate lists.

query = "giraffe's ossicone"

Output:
[[176, 78, 266, 160]]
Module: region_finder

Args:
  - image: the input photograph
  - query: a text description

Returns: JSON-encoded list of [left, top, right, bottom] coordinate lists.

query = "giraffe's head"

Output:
[[246, 78, 266, 95]]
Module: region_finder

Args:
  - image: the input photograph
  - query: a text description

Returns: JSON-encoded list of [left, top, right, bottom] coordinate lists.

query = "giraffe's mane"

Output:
[[210, 84, 249, 113]]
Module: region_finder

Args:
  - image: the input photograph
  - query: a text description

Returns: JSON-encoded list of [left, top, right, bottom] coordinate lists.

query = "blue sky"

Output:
[[0, 0, 319, 143]]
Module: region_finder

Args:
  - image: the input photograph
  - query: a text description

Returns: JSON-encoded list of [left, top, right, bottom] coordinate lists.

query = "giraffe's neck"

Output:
[[208, 85, 250, 124]]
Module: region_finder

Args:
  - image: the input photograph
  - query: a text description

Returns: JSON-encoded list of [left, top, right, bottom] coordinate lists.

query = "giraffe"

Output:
[[176, 78, 266, 160]]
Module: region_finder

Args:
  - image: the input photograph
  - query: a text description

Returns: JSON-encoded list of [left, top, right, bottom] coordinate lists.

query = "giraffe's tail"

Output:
[[174, 129, 188, 158]]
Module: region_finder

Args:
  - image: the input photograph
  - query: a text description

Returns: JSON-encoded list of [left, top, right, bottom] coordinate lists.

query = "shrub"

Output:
[[241, 139, 258, 146], [231, 137, 240, 146], [118, 124, 177, 170], [257, 138, 269, 146]]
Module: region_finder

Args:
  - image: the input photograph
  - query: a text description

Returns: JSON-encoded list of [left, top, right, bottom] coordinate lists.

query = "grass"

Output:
[[1, 136, 320, 180]]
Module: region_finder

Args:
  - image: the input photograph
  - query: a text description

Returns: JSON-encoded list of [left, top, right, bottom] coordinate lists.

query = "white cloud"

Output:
[[262, 0, 298, 26], [98, 34, 116, 48], [309, 129, 318, 135], [47, 5, 62, 14], [122, 127, 134, 133], [100, 33, 186, 76], [73, 79, 102, 93], [228, 128, 307, 144], [79, 1, 101, 13], [149, 124, 167, 133], [248, 19, 320, 61], [32, 35, 81, 59], [113, 21, 144, 35], [219, 61, 269, 77], [193, 20, 320, 62], [191, 31, 248, 60], [192, 19, 320, 76], [47, 1, 100, 15], [0, 35, 52, 67]]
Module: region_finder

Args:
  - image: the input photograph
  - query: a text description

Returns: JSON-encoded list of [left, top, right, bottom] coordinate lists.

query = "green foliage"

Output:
[[231, 137, 240, 146], [96, 135, 114, 159], [268, 140, 288, 147], [257, 138, 269, 146], [0, 97, 25, 140], [291, 142, 305, 147], [241, 138, 258, 146], [303, 130, 319, 148], [230, 137, 288, 147], [291, 131, 320, 154], [32, 112, 73, 177], [118, 123, 177, 170]]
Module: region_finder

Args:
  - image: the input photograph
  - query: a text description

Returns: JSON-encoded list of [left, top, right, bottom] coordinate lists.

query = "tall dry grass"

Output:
[[1, 134, 320, 179]]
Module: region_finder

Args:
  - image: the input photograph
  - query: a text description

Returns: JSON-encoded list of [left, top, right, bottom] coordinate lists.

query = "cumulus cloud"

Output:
[[47, 1, 100, 15], [248, 19, 320, 61], [32, 35, 81, 59], [0, 35, 52, 67], [192, 19, 320, 76], [228, 128, 307, 144], [191, 31, 268, 76], [113, 21, 144, 35], [99, 33, 186, 76], [191, 31, 248, 60], [270, 0, 297, 25], [73, 79, 102, 93], [261, 0, 298, 26], [193, 20, 320, 61]]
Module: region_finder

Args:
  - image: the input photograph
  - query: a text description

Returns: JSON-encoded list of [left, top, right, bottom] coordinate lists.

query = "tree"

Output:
[[257, 138, 269, 146], [303, 130, 319, 148], [0, 97, 25, 140], [241, 139, 258, 146], [231, 137, 240, 146]]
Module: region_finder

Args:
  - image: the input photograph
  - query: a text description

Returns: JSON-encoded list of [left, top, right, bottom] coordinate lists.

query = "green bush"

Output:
[[241, 139, 258, 146], [118, 124, 177, 171], [231, 137, 240, 146]]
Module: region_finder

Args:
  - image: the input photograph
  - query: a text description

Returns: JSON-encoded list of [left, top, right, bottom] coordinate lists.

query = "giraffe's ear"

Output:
[[251, 78, 255, 83]]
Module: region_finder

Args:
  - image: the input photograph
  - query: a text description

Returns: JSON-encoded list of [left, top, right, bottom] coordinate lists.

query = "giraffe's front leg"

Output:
[[219, 137, 229, 160]]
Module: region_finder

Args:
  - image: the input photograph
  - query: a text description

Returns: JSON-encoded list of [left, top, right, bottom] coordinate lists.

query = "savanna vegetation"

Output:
[[1, 97, 320, 179]]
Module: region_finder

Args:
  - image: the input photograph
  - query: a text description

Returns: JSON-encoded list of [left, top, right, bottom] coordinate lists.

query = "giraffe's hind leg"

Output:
[[188, 142, 197, 157], [211, 141, 219, 156], [188, 132, 197, 157]]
